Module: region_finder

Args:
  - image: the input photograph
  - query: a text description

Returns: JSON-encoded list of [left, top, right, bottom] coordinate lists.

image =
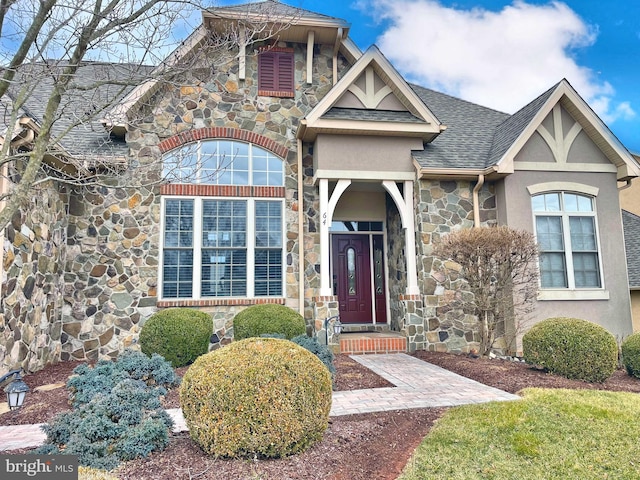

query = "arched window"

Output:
[[532, 191, 602, 289], [163, 139, 284, 186], [160, 140, 285, 300]]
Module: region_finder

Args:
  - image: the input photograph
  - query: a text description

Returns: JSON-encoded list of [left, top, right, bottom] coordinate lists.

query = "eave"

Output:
[[298, 118, 442, 142]]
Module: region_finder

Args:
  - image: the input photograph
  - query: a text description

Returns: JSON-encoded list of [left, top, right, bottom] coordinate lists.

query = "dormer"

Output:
[[202, 0, 357, 88]]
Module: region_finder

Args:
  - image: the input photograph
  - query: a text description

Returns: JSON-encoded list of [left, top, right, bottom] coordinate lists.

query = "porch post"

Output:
[[382, 180, 419, 295], [403, 180, 420, 295], [319, 178, 351, 296]]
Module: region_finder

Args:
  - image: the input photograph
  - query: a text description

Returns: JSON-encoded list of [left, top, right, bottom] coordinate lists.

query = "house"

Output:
[[619, 153, 640, 332], [1, 0, 638, 373]]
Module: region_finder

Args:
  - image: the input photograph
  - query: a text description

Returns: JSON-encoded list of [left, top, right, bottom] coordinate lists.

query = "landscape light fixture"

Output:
[[0, 369, 29, 410], [324, 315, 342, 345]]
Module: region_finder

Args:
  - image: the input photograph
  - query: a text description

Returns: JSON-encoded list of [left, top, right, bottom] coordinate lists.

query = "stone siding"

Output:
[[0, 181, 67, 374], [56, 41, 350, 360], [414, 180, 497, 353]]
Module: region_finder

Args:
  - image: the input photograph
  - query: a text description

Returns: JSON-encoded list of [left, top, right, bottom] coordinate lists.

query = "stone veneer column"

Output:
[[399, 294, 424, 352], [313, 296, 340, 352]]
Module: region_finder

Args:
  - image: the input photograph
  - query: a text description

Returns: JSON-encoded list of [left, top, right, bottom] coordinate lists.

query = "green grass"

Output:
[[399, 388, 640, 480]]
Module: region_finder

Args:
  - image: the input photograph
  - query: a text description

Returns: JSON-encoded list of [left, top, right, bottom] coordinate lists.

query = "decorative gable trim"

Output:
[[158, 127, 289, 159], [347, 67, 392, 109], [298, 45, 443, 141], [495, 79, 640, 181]]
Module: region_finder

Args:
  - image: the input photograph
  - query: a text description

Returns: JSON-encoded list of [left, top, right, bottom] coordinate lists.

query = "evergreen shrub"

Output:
[[523, 317, 617, 382], [233, 304, 306, 340], [180, 338, 332, 458], [621, 332, 640, 378], [140, 308, 212, 367]]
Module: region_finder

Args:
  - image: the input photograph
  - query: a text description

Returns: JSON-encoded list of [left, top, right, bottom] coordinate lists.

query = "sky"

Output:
[[226, 0, 640, 153]]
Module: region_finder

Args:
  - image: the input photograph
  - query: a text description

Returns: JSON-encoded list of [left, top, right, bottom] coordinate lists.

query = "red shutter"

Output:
[[258, 49, 294, 97], [258, 52, 276, 91]]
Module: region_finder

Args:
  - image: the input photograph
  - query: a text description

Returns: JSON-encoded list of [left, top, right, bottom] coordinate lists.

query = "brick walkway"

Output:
[[0, 354, 519, 451]]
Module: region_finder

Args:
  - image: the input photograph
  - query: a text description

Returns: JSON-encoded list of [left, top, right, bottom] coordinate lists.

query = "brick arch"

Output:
[[157, 127, 289, 159]]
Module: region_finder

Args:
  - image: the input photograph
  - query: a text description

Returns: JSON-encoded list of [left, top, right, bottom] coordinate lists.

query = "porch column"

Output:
[[319, 178, 351, 296], [382, 180, 419, 295]]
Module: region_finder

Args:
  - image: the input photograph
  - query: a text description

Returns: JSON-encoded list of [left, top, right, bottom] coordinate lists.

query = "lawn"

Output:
[[400, 388, 640, 480]]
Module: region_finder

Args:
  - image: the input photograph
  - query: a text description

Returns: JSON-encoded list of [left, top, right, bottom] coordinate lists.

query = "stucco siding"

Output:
[[314, 134, 422, 174], [500, 170, 633, 338]]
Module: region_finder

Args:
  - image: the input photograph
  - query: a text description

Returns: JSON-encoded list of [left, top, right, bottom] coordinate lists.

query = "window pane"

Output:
[[255, 249, 282, 296], [202, 200, 247, 248], [573, 252, 601, 288], [536, 216, 564, 251], [201, 249, 247, 297], [164, 199, 193, 249], [255, 201, 282, 248], [540, 252, 567, 288], [532, 193, 560, 212], [570, 217, 596, 251], [577, 195, 593, 212], [163, 250, 193, 298], [564, 193, 579, 212]]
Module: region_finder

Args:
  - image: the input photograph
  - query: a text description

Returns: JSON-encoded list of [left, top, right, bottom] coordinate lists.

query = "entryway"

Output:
[[331, 231, 387, 325]]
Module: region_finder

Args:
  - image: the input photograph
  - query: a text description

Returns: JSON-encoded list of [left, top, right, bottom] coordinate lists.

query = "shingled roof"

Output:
[[5, 62, 153, 159], [208, 0, 348, 25], [623, 210, 640, 289], [411, 84, 509, 170]]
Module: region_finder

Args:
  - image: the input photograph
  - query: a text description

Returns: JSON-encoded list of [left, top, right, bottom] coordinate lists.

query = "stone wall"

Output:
[[414, 179, 497, 353], [0, 181, 67, 374], [56, 41, 350, 359]]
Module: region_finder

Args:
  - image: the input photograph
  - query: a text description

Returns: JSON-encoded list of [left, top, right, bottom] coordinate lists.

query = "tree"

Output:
[[0, 0, 292, 231], [433, 226, 539, 356]]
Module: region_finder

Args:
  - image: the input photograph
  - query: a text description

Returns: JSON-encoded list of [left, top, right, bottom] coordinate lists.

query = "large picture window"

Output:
[[162, 198, 283, 299], [532, 192, 602, 289], [161, 139, 285, 300]]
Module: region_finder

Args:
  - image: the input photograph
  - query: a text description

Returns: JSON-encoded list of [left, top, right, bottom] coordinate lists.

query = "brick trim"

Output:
[[160, 184, 285, 197], [158, 128, 289, 160], [258, 90, 295, 98], [399, 294, 422, 301], [157, 297, 286, 308]]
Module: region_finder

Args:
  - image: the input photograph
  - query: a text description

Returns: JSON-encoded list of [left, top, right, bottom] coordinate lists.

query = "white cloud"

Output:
[[362, 0, 635, 123]]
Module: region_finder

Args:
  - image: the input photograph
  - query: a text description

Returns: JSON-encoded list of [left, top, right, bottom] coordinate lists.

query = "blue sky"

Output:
[[277, 0, 640, 153]]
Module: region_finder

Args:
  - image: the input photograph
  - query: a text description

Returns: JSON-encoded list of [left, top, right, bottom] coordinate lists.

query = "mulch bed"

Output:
[[3, 351, 640, 479]]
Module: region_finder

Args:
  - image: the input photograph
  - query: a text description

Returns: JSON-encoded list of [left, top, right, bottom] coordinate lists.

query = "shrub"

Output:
[[291, 334, 336, 380], [67, 349, 179, 408], [621, 332, 640, 378], [37, 378, 173, 470], [233, 304, 306, 340], [523, 317, 617, 382], [140, 308, 213, 367], [180, 338, 332, 458]]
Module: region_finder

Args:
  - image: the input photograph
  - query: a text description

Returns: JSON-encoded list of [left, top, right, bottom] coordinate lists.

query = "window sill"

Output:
[[537, 289, 609, 301], [157, 298, 286, 308], [258, 90, 294, 98]]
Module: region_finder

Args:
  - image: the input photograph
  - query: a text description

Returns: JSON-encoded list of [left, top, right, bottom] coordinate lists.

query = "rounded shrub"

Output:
[[180, 337, 332, 458], [233, 304, 306, 340], [522, 317, 617, 383], [621, 332, 640, 378], [140, 308, 212, 367]]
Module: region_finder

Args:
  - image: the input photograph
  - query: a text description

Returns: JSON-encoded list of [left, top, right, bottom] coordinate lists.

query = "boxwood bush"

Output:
[[523, 317, 617, 382], [140, 308, 213, 367], [621, 332, 640, 378], [233, 304, 306, 340], [180, 337, 332, 458]]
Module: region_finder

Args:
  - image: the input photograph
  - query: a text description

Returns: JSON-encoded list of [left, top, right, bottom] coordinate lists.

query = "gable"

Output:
[[514, 104, 612, 170], [494, 80, 640, 181], [297, 46, 443, 142]]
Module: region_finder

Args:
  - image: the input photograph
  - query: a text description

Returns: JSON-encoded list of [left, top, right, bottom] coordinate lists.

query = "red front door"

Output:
[[332, 235, 373, 324]]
